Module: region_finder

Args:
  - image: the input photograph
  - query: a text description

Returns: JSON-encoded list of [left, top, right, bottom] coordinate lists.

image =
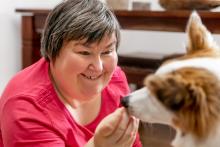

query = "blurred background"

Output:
[[1, 0, 220, 94]]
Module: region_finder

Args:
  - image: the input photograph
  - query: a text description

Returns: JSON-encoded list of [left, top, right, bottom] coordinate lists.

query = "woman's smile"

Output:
[[50, 33, 118, 101], [81, 73, 102, 80]]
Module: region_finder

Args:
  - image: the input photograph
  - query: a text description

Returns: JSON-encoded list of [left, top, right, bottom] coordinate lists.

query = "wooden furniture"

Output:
[[159, 0, 220, 10], [16, 9, 220, 147], [16, 9, 220, 88]]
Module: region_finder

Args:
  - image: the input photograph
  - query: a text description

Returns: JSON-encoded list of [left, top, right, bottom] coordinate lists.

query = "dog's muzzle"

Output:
[[121, 95, 130, 108]]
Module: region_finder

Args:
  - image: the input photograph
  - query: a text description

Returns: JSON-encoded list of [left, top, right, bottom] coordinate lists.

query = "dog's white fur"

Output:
[[123, 12, 220, 147], [157, 58, 220, 79]]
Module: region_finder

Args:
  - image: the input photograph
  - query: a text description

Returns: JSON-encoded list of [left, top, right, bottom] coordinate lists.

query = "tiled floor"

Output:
[[139, 122, 176, 147]]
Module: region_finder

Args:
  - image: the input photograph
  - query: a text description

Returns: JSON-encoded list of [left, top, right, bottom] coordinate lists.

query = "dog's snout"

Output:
[[121, 95, 130, 108]]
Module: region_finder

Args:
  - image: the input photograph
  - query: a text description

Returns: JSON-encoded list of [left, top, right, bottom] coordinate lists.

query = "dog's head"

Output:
[[121, 12, 220, 140]]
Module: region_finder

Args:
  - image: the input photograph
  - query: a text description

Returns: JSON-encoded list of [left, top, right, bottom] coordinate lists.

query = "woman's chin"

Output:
[[81, 85, 103, 99]]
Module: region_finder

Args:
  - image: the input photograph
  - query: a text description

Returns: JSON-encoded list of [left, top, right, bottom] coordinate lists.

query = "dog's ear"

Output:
[[147, 68, 220, 138], [144, 69, 212, 112], [145, 67, 220, 113], [186, 11, 219, 53], [144, 73, 193, 112]]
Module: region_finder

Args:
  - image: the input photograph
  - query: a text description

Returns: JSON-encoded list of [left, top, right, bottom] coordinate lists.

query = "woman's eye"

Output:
[[78, 51, 91, 55], [102, 50, 113, 55]]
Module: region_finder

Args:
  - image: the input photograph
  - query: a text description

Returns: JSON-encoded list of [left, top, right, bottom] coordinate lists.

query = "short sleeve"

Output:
[[1, 96, 65, 147]]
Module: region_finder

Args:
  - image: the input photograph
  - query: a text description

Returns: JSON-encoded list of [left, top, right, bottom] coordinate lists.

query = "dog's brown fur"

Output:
[[145, 67, 220, 139], [122, 11, 220, 147], [143, 12, 220, 140]]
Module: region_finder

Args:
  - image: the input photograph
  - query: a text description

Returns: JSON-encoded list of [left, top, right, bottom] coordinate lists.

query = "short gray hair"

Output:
[[41, 0, 121, 61]]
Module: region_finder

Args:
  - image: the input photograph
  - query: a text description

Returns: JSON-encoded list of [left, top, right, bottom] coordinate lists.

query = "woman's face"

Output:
[[50, 33, 118, 102]]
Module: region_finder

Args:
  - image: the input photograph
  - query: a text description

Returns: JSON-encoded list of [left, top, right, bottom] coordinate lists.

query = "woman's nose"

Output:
[[90, 56, 103, 72]]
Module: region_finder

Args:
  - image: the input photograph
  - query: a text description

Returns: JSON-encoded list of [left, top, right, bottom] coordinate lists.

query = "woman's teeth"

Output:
[[82, 74, 99, 80], [88, 76, 97, 80]]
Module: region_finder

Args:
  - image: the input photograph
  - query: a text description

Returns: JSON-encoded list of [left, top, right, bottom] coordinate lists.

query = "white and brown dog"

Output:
[[121, 12, 220, 147]]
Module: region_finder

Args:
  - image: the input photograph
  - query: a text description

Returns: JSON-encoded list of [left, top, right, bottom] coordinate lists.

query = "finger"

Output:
[[117, 117, 140, 145], [122, 118, 139, 147], [109, 108, 131, 142], [95, 108, 124, 137]]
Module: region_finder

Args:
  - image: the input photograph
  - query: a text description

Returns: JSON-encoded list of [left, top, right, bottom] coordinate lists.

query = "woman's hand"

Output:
[[85, 107, 139, 147]]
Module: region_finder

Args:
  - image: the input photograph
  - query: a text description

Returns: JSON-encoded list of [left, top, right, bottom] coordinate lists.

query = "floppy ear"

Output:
[[144, 73, 194, 112], [144, 68, 211, 112], [145, 68, 220, 138], [186, 11, 219, 53]]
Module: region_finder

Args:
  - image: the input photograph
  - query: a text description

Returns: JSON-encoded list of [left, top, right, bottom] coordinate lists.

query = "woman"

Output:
[[0, 0, 142, 146]]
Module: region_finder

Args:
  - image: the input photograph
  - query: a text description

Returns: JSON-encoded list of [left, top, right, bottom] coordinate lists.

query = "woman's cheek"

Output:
[[106, 54, 118, 71]]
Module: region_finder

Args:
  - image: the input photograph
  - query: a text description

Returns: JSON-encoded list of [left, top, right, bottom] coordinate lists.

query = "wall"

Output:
[[1, 0, 220, 94], [0, 0, 20, 95], [118, 0, 220, 55], [0, 0, 61, 94]]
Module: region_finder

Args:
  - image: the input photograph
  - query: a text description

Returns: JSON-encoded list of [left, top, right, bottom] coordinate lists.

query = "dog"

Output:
[[121, 11, 220, 147]]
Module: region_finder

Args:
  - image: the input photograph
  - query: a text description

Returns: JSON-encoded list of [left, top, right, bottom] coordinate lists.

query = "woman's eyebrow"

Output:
[[74, 42, 91, 49], [81, 41, 117, 49], [105, 41, 116, 48]]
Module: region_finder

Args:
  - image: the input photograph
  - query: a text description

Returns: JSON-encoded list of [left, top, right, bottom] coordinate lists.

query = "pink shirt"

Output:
[[0, 58, 142, 147]]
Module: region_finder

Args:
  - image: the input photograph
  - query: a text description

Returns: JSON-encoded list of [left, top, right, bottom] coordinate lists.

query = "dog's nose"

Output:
[[121, 95, 130, 108]]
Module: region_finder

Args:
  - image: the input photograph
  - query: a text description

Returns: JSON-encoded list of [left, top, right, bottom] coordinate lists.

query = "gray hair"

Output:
[[41, 0, 120, 61]]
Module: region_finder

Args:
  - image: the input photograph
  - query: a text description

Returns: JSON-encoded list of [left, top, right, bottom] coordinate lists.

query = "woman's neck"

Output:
[[49, 68, 102, 125], [65, 95, 102, 125]]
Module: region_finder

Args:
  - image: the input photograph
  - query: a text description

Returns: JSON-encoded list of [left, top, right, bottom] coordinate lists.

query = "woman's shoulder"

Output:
[[0, 58, 57, 116], [1, 58, 51, 98]]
